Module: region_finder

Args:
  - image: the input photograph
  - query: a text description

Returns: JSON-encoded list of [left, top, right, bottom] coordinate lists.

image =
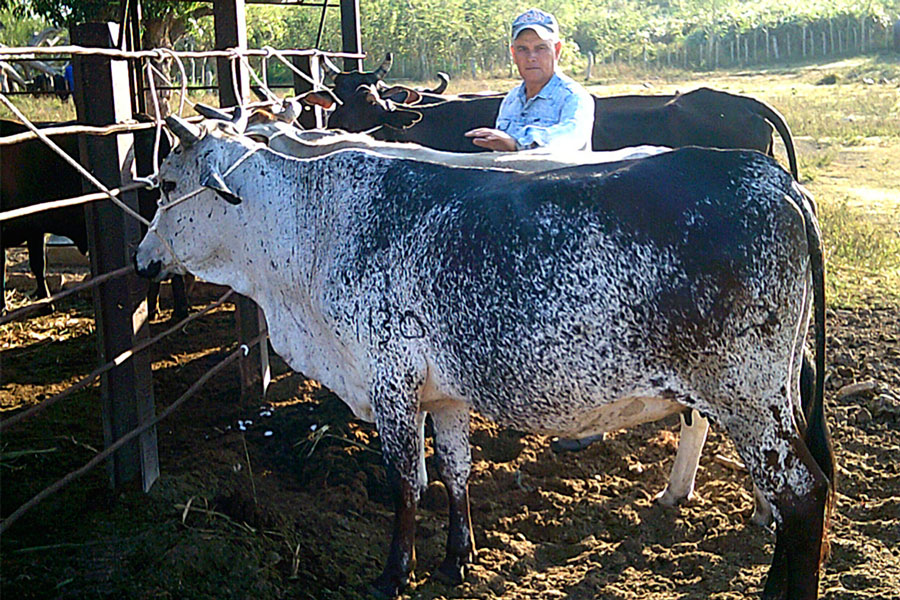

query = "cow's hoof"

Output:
[[750, 505, 774, 528], [368, 572, 409, 599], [654, 486, 693, 507], [433, 560, 466, 586], [750, 487, 774, 528], [550, 433, 605, 453]]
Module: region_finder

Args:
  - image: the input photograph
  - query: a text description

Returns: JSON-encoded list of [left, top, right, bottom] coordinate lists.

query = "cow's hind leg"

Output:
[[369, 372, 426, 599], [1, 245, 7, 313], [723, 400, 829, 600], [430, 401, 474, 585], [26, 232, 50, 300], [656, 409, 708, 506]]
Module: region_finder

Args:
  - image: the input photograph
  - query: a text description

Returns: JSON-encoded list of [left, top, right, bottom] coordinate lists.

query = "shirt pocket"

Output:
[[528, 113, 558, 126]]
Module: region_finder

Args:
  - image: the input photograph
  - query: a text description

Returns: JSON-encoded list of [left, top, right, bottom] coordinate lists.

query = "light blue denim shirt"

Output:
[[496, 71, 594, 151]]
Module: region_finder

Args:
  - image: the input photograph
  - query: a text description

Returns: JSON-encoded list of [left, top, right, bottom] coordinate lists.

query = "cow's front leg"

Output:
[[430, 401, 474, 585], [370, 375, 425, 599]]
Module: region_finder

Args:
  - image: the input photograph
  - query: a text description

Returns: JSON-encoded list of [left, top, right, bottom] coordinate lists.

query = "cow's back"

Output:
[[380, 96, 502, 152]]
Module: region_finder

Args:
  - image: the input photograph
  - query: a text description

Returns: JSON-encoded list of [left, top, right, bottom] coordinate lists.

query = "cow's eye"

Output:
[[161, 180, 177, 194]]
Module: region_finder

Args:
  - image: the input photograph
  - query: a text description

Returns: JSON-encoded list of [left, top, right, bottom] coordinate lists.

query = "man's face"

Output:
[[511, 29, 561, 91]]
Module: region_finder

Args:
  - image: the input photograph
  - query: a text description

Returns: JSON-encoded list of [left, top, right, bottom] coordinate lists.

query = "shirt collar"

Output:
[[517, 71, 562, 103]]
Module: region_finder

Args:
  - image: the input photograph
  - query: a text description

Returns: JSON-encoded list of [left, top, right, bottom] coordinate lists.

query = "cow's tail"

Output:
[[794, 181, 835, 563], [754, 98, 799, 181]]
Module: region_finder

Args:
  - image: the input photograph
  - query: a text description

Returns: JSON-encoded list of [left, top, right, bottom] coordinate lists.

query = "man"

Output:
[[465, 8, 594, 152]]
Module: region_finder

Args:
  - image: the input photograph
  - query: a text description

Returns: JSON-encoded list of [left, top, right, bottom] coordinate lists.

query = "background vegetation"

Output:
[[3, 1, 900, 80]]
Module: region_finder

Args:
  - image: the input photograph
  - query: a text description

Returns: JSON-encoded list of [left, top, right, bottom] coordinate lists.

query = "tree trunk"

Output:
[[830, 20, 835, 53]]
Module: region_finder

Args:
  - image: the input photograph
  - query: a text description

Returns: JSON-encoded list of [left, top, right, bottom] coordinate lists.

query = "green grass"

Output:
[[819, 197, 900, 308], [0, 95, 77, 123], [769, 85, 900, 142]]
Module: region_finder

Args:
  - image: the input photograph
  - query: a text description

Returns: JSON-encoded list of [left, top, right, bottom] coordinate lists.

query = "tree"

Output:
[[9, 1, 211, 50]]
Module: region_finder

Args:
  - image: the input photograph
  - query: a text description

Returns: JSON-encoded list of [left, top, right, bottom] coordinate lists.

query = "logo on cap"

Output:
[[511, 8, 560, 41]]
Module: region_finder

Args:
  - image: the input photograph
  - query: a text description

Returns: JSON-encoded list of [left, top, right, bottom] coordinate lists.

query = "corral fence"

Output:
[[0, 0, 365, 535]]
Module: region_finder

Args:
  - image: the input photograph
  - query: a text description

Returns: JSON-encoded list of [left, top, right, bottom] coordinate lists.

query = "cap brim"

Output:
[[512, 25, 557, 41]]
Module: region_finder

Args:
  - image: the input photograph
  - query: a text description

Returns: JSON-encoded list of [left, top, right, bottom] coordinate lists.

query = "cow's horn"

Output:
[[322, 55, 342, 76], [165, 115, 201, 147], [230, 106, 248, 133], [373, 53, 393, 80], [321, 56, 341, 86], [194, 103, 233, 122]]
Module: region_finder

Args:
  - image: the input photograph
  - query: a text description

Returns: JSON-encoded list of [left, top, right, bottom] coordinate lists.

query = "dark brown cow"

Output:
[[1, 118, 187, 319]]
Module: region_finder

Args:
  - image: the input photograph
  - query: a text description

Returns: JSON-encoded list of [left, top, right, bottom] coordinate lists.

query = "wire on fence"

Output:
[[0, 265, 133, 326], [0, 120, 161, 146], [0, 329, 265, 536], [0, 288, 235, 432], [0, 45, 365, 62], [0, 182, 148, 223]]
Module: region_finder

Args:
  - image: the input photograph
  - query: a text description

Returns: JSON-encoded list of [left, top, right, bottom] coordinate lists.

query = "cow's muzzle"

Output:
[[133, 251, 162, 280]]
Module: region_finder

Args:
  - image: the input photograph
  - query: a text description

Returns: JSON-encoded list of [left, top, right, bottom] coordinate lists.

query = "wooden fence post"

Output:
[[340, 0, 362, 72], [213, 0, 270, 401], [70, 22, 159, 492], [292, 54, 323, 129]]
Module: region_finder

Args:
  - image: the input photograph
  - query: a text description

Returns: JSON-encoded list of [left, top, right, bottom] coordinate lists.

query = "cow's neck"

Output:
[[214, 147, 389, 406]]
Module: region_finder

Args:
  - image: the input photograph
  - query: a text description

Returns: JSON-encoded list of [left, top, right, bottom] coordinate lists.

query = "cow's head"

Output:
[[298, 83, 422, 133], [135, 115, 254, 284], [296, 53, 422, 133], [323, 52, 393, 101]]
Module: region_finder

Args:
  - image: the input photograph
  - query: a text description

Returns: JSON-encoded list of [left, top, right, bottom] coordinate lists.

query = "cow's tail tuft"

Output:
[[794, 181, 835, 564]]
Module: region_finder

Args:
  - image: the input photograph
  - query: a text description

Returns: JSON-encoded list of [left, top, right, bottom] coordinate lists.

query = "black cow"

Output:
[[1, 118, 187, 319], [303, 60, 798, 179]]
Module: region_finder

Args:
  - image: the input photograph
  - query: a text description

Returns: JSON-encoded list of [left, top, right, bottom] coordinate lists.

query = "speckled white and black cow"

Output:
[[136, 115, 833, 600]]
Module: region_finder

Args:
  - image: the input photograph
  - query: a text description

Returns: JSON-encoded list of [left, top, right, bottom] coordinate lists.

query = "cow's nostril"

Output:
[[161, 180, 176, 194]]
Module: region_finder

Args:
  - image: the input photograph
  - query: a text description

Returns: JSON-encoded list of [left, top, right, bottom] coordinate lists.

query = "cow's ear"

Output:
[[297, 89, 338, 110], [200, 162, 242, 205], [380, 86, 421, 105], [383, 108, 422, 130]]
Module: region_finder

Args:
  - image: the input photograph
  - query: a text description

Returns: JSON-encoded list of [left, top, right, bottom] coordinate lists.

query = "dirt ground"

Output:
[[2, 249, 899, 600]]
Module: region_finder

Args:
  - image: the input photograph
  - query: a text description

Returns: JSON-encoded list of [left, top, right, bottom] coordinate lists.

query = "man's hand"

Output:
[[464, 127, 518, 152]]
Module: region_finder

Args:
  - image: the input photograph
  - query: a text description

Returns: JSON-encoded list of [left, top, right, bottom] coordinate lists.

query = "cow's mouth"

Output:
[[134, 255, 164, 281]]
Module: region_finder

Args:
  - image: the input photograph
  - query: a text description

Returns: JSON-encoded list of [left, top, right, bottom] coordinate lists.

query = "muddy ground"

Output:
[[2, 264, 899, 600]]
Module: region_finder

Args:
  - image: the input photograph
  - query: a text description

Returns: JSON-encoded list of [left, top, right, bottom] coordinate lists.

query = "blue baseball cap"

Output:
[[511, 8, 560, 42]]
